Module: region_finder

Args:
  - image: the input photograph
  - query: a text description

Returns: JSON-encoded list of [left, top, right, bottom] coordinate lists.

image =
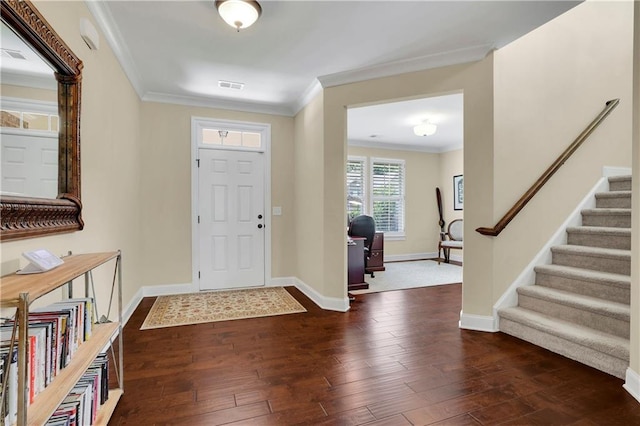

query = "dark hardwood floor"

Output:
[[108, 284, 640, 425]]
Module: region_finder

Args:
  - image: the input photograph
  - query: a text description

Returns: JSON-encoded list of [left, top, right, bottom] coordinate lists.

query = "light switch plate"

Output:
[[272, 206, 282, 216]]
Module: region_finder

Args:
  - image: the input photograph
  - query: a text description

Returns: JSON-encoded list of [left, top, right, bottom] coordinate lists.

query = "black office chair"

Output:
[[348, 215, 376, 278]]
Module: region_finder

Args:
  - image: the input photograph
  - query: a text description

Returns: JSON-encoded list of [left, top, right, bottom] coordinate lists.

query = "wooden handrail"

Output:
[[476, 99, 620, 237]]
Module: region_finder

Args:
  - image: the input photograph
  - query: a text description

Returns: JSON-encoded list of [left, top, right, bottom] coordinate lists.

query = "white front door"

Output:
[[198, 148, 265, 290], [1, 130, 58, 198]]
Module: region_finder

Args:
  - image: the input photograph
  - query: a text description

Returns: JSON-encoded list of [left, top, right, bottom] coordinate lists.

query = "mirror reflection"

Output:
[[1, 20, 58, 199]]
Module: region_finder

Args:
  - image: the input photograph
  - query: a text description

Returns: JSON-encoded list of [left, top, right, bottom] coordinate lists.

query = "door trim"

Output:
[[190, 116, 272, 292]]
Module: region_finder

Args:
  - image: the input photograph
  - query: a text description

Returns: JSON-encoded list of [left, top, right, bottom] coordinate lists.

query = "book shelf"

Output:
[[0, 252, 124, 426]]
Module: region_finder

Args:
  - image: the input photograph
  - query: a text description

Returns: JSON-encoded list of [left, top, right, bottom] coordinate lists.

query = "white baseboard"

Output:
[[492, 175, 610, 329], [459, 311, 497, 332], [624, 367, 640, 403], [292, 278, 350, 312], [603, 166, 632, 177], [385, 252, 462, 263], [142, 282, 194, 297], [121, 287, 143, 327], [269, 277, 298, 287], [385, 252, 435, 262]]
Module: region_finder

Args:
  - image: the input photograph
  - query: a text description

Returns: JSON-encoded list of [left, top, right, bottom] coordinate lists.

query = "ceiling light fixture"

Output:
[[413, 120, 437, 136], [215, 0, 262, 32]]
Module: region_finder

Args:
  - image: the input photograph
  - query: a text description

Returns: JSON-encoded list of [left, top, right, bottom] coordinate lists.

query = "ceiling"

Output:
[[83, 1, 579, 151]]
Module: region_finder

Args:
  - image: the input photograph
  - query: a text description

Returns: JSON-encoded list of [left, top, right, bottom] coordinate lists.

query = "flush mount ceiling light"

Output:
[[413, 120, 437, 136], [215, 0, 262, 32]]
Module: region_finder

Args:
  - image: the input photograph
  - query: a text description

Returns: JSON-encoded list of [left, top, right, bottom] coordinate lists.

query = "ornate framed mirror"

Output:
[[1, 0, 84, 241]]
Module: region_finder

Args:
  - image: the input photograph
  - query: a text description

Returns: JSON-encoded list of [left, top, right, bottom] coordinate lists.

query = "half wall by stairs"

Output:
[[499, 175, 631, 379]]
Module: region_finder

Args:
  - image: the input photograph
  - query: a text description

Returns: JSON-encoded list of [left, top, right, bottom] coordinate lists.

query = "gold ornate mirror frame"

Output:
[[1, 0, 84, 241]]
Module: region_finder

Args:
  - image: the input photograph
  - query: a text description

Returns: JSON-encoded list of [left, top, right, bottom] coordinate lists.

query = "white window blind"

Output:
[[346, 158, 365, 220], [371, 159, 405, 234]]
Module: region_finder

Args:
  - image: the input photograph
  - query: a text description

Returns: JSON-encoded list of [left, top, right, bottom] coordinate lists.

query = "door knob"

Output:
[[258, 224, 263, 229], [258, 214, 263, 219]]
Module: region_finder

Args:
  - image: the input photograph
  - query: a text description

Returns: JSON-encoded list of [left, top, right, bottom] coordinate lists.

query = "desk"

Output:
[[348, 237, 369, 291]]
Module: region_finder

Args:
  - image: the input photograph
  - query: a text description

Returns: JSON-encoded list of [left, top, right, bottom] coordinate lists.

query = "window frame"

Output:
[[369, 157, 406, 239], [346, 156, 367, 221], [346, 155, 406, 239]]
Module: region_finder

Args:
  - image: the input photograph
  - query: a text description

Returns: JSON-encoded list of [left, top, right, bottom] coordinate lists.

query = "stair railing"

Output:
[[476, 99, 620, 237]]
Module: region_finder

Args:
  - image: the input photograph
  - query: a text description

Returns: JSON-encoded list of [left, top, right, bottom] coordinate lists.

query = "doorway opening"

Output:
[[346, 93, 464, 294]]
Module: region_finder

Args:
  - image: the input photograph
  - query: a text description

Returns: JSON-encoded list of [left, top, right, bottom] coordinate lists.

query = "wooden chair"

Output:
[[438, 219, 463, 264]]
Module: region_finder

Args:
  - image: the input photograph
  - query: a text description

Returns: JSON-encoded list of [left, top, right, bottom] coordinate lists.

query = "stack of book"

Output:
[[0, 297, 97, 425], [45, 353, 109, 426]]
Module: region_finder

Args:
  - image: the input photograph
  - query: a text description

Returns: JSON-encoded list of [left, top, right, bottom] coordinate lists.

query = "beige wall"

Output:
[[630, 0, 640, 386], [439, 149, 464, 226], [347, 146, 441, 257], [138, 103, 296, 288], [292, 93, 327, 294], [439, 149, 464, 260], [489, 0, 634, 315], [1, 1, 144, 313], [323, 58, 494, 302]]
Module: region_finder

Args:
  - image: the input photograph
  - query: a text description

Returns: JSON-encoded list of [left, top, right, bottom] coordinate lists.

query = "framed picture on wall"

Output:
[[453, 174, 463, 211]]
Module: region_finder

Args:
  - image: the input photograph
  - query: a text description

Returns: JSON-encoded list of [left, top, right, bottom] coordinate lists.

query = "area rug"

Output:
[[350, 260, 462, 294], [140, 287, 306, 330]]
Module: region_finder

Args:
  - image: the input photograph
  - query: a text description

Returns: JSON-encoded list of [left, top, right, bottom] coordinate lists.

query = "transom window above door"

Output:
[[194, 118, 265, 152], [202, 128, 261, 148]]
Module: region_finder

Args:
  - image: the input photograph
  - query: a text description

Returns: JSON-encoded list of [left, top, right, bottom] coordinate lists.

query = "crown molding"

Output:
[[85, 0, 146, 99], [84, 2, 492, 117], [142, 91, 294, 117], [348, 139, 462, 154], [292, 79, 323, 116], [318, 43, 493, 89]]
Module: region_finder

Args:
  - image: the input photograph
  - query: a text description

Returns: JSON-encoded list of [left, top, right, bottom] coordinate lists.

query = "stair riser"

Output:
[[499, 318, 627, 379], [567, 232, 631, 250], [595, 196, 631, 209], [534, 272, 630, 304], [609, 180, 632, 191], [552, 251, 630, 275], [517, 294, 629, 339], [581, 213, 631, 228]]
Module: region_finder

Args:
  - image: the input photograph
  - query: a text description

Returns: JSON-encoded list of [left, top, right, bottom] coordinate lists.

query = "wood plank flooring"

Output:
[[108, 284, 640, 425]]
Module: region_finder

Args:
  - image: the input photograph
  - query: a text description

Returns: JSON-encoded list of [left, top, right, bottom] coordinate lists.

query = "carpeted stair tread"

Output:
[[581, 208, 631, 216], [534, 264, 630, 304], [534, 264, 630, 289], [608, 176, 632, 191], [551, 244, 630, 259], [566, 226, 631, 250], [499, 307, 629, 361], [581, 208, 631, 228], [595, 190, 632, 198], [566, 226, 631, 237], [595, 191, 632, 208], [516, 285, 630, 321]]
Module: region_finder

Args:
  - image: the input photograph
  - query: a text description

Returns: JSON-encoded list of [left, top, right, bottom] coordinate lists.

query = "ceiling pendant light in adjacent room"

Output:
[[215, 0, 262, 32], [413, 120, 437, 136]]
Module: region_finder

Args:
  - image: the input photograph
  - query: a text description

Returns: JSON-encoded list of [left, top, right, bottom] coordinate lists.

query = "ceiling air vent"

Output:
[[1, 48, 27, 60], [218, 80, 244, 90]]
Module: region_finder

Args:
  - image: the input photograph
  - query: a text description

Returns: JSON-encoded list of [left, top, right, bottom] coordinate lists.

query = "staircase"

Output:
[[499, 175, 631, 379]]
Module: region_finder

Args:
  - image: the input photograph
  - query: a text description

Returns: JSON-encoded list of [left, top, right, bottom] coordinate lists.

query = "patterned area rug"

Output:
[[140, 287, 306, 330]]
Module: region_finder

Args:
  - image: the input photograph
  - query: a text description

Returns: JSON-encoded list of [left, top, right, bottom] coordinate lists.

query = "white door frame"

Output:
[[191, 117, 272, 292]]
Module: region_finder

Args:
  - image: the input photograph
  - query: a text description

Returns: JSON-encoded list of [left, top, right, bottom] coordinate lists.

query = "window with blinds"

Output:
[[371, 159, 405, 234], [346, 158, 365, 220], [346, 156, 405, 235]]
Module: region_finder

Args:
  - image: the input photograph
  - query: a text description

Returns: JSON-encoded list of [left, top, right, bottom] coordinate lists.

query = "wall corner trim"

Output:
[[459, 311, 498, 332], [623, 367, 640, 403]]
